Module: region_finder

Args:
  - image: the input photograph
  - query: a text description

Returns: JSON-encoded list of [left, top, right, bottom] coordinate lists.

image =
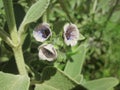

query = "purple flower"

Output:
[[38, 44, 57, 61], [63, 23, 79, 46], [33, 23, 52, 42]]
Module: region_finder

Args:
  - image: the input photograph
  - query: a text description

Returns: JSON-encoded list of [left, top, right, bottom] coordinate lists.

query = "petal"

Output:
[[33, 30, 46, 42], [64, 39, 78, 46], [63, 23, 79, 46], [38, 44, 57, 61], [33, 23, 52, 42]]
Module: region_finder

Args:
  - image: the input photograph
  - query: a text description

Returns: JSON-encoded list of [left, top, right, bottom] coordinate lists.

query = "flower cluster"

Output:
[[33, 22, 79, 61]]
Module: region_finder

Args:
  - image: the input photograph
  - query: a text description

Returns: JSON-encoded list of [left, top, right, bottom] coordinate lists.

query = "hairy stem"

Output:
[[2, 0, 27, 75], [2, 0, 19, 44], [43, 12, 48, 22], [0, 29, 15, 47], [13, 46, 27, 75]]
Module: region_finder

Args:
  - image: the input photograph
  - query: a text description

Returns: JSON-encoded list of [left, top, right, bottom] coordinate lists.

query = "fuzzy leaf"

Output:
[[22, 0, 49, 25], [83, 77, 119, 90], [35, 67, 87, 90], [0, 72, 30, 90], [19, 0, 50, 35], [64, 44, 87, 80]]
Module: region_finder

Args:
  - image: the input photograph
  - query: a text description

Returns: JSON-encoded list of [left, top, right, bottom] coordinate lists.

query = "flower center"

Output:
[[40, 28, 50, 38], [65, 26, 76, 40], [41, 48, 56, 58]]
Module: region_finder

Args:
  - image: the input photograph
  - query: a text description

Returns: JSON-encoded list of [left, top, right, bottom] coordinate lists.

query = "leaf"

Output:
[[18, 0, 50, 44], [0, 72, 30, 90], [74, 74, 83, 83], [79, 33, 85, 40], [0, 0, 3, 9], [20, 0, 50, 29], [83, 77, 119, 90], [35, 84, 57, 90], [35, 66, 87, 90], [110, 11, 120, 23], [64, 44, 87, 80]]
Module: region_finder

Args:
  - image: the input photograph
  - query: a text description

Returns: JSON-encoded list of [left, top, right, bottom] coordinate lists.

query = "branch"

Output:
[[0, 29, 15, 47]]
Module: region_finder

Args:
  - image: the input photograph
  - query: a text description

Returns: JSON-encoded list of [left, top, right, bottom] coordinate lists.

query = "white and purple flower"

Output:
[[38, 44, 57, 61], [63, 23, 79, 46], [33, 23, 52, 42]]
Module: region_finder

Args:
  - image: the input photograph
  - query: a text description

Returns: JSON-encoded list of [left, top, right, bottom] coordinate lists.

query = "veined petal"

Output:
[[38, 44, 57, 61], [63, 23, 79, 46], [33, 23, 52, 42]]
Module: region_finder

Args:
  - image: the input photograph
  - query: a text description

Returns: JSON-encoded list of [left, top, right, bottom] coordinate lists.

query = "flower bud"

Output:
[[33, 23, 52, 42], [38, 44, 57, 61], [63, 23, 79, 46]]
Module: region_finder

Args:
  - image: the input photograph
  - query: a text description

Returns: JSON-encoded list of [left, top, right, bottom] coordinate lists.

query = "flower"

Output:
[[63, 23, 79, 46], [38, 44, 57, 61], [33, 23, 52, 42]]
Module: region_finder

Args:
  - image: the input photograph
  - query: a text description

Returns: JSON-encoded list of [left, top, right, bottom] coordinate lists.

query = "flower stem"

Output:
[[43, 12, 48, 22]]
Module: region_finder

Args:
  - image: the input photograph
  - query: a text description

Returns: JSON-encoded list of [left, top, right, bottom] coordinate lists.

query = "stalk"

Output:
[[2, 0, 19, 44], [2, 0, 27, 75], [13, 46, 27, 75], [0, 29, 15, 47]]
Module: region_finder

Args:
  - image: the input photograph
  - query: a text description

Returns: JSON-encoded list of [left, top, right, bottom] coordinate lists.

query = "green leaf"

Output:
[[0, 72, 30, 90], [19, 0, 50, 30], [0, 0, 3, 9], [35, 84, 57, 90], [35, 66, 87, 90], [83, 77, 119, 90], [64, 44, 87, 80], [110, 11, 120, 23], [23, 0, 49, 24], [79, 33, 85, 40], [74, 74, 83, 83]]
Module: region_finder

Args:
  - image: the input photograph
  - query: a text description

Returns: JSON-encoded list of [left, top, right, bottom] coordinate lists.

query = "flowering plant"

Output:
[[0, 0, 119, 90]]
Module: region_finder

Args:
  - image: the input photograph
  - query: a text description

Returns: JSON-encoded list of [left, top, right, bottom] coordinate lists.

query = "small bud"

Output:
[[33, 23, 52, 42], [38, 44, 57, 61], [63, 23, 79, 46]]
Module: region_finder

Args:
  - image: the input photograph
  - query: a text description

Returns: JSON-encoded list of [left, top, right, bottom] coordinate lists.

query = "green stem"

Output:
[[2, 0, 27, 75], [13, 46, 27, 75], [0, 29, 15, 47], [92, 0, 97, 14], [43, 12, 48, 22], [2, 0, 19, 45]]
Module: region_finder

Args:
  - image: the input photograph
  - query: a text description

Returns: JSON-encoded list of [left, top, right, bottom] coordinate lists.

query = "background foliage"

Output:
[[0, 0, 120, 90]]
